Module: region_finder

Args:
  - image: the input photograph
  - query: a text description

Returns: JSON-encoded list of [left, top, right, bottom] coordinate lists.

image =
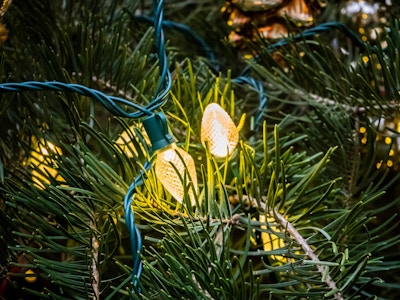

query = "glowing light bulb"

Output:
[[28, 138, 64, 189], [201, 103, 239, 159], [24, 269, 37, 283], [115, 125, 149, 158], [155, 143, 198, 206], [260, 214, 286, 263]]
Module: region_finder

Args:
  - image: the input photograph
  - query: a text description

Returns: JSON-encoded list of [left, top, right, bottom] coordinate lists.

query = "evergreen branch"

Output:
[[72, 73, 135, 102], [295, 88, 400, 114], [231, 194, 343, 300], [174, 212, 240, 226], [272, 211, 343, 300]]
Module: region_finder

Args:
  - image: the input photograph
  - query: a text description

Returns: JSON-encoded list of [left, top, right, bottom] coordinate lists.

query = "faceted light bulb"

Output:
[[155, 143, 198, 206], [201, 103, 239, 159]]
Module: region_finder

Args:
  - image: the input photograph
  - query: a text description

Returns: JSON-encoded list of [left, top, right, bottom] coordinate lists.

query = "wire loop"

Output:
[[0, 0, 171, 294]]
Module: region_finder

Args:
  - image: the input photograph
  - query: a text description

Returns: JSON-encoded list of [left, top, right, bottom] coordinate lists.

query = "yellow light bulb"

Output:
[[25, 269, 37, 283], [28, 138, 64, 189], [260, 214, 287, 263], [115, 125, 149, 158], [155, 143, 198, 206], [201, 103, 239, 159]]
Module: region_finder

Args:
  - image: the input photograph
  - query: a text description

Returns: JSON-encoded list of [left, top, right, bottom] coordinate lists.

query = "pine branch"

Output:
[[273, 210, 342, 300], [293, 88, 400, 114], [231, 194, 343, 299], [174, 211, 240, 226]]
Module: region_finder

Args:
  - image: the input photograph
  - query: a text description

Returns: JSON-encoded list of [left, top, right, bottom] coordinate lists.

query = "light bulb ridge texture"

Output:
[[201, 103, 239, 159], [155, 145, 198, 205]]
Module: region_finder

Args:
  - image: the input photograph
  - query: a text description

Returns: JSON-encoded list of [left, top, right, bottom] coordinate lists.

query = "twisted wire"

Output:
[[152, 0, 172, 104], [0, 81, 154, 117], [123, 160, 152, 291]]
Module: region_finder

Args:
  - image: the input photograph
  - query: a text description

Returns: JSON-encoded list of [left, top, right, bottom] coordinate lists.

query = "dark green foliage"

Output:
[[1, 1, 400, 299]]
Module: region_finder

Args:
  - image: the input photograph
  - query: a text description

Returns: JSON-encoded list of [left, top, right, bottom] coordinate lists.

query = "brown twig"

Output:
[[0, 0, 12, 18], [91, 234, 100, 300]]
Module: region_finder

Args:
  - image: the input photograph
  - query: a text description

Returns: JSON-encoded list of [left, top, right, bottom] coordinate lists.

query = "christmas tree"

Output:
[[1, 0, 400, 299]]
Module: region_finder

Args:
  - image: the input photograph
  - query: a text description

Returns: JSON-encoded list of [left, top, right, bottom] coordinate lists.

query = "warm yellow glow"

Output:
[[25, 269, 37, 283], [359, 127, 366, 134], [201, 103, 239, 159], [28, 138, 64, 189], [115, 125, 149, 158], [260, 214, 286, 263], [385, 137, 392, 144], [155, 143, 198, 206]]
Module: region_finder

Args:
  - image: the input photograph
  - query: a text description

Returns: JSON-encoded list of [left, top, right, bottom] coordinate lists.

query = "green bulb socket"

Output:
[[142, 112, 176, 152]]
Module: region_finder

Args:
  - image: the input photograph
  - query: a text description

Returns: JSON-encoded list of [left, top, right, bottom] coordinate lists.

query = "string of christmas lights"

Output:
[[0, 0, 173, 292], [0, 0, 373, 295]]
